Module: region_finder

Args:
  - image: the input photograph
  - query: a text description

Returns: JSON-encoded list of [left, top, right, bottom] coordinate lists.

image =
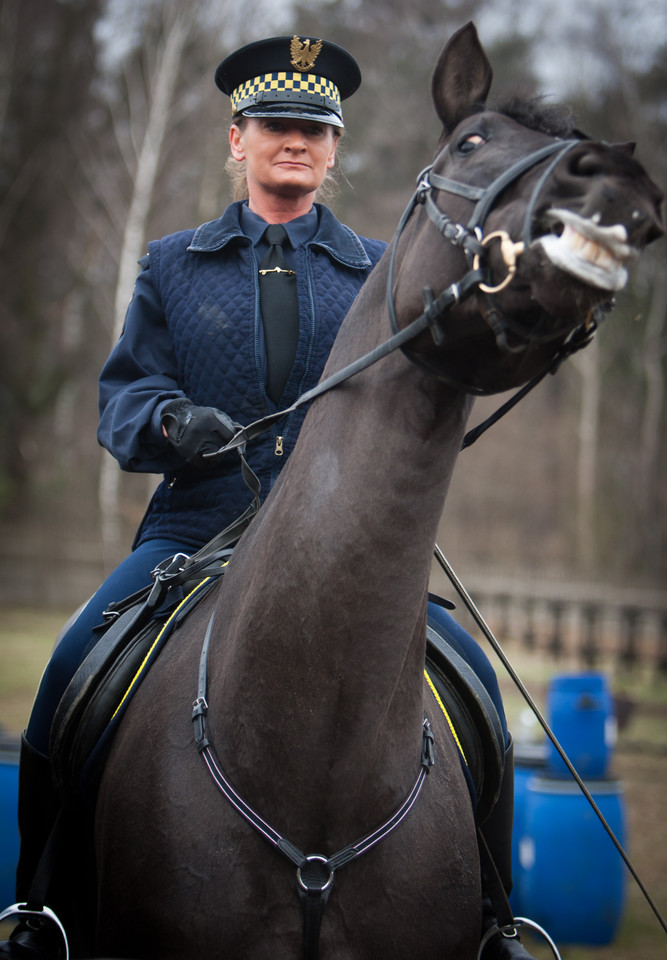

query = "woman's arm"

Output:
[[97, 259, 186, 473]]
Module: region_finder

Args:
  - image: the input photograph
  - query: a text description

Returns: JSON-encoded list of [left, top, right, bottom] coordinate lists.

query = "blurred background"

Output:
[[0, 0, 665, 956], [0, 0, 665, 600]]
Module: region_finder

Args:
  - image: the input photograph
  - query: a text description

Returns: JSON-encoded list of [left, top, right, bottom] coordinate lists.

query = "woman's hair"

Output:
[[225, 114, 343, 204]]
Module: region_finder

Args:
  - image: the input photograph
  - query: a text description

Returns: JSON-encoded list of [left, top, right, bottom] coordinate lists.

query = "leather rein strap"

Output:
[[192, 613, 435, 960]]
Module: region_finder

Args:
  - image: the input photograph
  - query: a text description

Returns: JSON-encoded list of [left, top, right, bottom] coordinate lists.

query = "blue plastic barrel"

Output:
[[514, 776, 626, 945], [0, 737, 20, 907], [510, 742, 547, 914], [546, 673, 616, 779]]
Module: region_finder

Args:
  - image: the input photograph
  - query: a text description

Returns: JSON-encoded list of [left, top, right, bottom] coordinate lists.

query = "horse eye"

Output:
[[457, 134, 485, 156]]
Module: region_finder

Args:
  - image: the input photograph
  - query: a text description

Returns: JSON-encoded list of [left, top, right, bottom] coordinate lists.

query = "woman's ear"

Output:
[[229, 124, 245, 161], [327, 133, 339, 169]]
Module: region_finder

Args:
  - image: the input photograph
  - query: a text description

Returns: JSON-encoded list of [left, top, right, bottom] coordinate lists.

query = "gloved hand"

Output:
[[161, 398, 241, 466]]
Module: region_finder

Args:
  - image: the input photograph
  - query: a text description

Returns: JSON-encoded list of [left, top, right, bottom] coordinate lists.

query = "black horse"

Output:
[[90, 22, 663, 960]]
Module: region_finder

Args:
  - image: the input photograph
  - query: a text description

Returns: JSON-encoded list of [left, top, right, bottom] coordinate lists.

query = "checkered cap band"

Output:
[[231, 72, 341, 114]]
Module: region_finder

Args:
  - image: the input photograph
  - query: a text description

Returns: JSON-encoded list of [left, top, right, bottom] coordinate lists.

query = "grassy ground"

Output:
[[0, 607, 665, 957], [0, 608, 68, 736]]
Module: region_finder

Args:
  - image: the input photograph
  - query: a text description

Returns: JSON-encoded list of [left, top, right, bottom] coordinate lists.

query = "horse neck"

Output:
[[210, 259, 473, 832]]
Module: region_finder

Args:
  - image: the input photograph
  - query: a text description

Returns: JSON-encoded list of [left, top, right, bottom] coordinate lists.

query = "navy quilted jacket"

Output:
[[98, 201, 387, 549]]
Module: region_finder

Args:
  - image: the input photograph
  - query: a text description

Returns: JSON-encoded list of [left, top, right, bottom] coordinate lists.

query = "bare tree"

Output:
[[98, 5, 192, 565], [571, 337, 600, 573], [0, 1, 19, 160], [638, 261, 667, 545], [0, 0, 104, 517]]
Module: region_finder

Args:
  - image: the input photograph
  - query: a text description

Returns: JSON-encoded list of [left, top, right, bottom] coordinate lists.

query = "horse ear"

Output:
[[431, 22, 493, 134]]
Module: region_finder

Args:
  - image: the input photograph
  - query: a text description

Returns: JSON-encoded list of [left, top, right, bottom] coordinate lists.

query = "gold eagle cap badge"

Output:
[[290, 35, 322, 72]]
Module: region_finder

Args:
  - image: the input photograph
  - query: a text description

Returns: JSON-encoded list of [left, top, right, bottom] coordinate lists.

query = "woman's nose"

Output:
[[285, 129, 307, 150]]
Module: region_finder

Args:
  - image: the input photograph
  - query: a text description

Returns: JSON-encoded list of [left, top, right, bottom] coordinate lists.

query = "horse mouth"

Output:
[[537, 209, 637, 292]]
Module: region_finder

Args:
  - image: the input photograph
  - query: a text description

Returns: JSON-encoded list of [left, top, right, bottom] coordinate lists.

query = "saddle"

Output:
[[49, 564, 505, 826], [425, 613, 505, 825], [49, 553, 229, 802]]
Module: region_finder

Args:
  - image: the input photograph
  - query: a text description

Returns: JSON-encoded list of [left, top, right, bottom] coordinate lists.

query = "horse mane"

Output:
[[491, 93, 580, 139], [439, 95, 584, 151]]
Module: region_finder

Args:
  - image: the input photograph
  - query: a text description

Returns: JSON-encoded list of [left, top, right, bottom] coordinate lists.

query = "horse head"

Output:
[[391, 22, 664, 395]]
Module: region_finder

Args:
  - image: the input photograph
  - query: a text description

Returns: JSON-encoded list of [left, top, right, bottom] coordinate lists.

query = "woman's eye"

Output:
[[457, 134, 485, 155]]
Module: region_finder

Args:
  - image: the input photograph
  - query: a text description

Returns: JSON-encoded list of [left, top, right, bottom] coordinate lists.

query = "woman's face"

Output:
[[229, 116, 338, 206]]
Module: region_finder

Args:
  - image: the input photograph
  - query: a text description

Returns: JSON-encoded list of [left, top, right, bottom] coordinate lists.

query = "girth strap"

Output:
[[193, 612, 435, 960], [295, 857, 334, 960]]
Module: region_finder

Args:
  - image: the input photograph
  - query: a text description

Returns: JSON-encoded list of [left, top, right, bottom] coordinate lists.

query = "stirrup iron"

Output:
[[0, 904, 69, 960]]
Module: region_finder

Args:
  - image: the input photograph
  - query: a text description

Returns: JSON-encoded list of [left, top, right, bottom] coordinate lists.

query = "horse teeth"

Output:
[[539, 219, 629, 291], [564, 226, 615, 268], [548, 208, 631, 254], [566, 225, 585, 250]]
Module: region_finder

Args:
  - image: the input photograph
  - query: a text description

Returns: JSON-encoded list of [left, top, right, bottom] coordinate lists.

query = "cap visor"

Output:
[[238, 102, 344, 128]]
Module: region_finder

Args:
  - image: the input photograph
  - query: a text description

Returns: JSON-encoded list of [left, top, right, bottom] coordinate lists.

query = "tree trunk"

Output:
[[98, 11, 191, 569], [638, 263, 667, 554], [573, 336, 600, 573]]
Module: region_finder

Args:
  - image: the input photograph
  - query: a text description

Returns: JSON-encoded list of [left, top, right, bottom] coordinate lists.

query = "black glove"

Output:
[[161, 399, 241, 466]]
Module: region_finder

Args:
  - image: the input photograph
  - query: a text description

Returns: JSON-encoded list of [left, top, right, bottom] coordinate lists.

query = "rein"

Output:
[[192, 613, 435, 960]]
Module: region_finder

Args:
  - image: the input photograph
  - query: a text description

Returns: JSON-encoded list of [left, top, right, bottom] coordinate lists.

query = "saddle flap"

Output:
[[425, 622, 505, 824], [50, 577, 218, 803]]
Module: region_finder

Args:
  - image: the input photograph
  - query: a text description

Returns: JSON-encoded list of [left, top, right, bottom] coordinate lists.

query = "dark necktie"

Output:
[[259, 223, 299, 403]]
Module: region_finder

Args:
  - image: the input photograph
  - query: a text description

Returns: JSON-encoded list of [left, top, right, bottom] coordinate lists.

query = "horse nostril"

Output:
[[645, 219, 664, 244], [571, 152, 606, 178], [632, 207, 664, 244]]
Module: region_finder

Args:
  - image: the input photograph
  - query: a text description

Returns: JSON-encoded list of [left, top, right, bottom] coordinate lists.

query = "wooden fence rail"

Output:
[[0, 539, 665, 670], [429, 565, 667, 672]]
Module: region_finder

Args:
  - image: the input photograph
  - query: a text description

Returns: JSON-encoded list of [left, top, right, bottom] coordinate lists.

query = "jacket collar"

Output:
[[188, 202, 373, 270]]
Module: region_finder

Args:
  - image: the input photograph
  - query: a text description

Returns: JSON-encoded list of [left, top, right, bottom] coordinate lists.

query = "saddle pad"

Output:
[[425, 622, 505, 825], [50, 577, 217, 802]]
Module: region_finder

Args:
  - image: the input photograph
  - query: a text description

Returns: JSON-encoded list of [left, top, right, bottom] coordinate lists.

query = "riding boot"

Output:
[[0, 733, 65, 960], [0, 920, 64, 960], [478, 737, 538, 960]]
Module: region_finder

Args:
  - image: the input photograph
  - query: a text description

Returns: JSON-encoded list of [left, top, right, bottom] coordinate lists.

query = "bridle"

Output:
[[386, 137, 592, 383]]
